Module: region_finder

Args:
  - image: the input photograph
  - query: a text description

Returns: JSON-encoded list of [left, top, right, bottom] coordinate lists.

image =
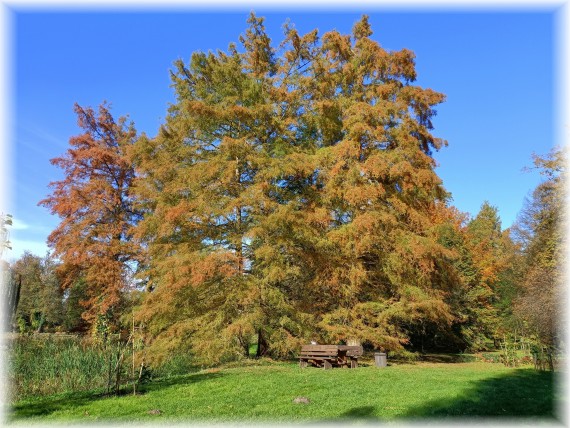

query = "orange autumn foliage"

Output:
[[130, 14, 461, 363], [39, 103, 140, 330]]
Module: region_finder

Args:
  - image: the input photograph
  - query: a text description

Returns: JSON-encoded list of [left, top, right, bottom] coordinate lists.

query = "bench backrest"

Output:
[[300, 345, 338, 357], [299, 344, 363, 358]]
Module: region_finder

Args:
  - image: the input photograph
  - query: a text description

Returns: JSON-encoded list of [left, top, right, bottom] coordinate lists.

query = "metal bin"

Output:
[[374, 352, 387, 367]]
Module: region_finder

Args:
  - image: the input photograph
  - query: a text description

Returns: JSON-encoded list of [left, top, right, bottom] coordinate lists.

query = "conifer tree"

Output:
[[132, 14, 314, 362], [301, 16, 454, 350], [428, 203, 520, 351], [133, 14, 457, 361], [40, 103, 140, 331], [459, 202, 506, 348]]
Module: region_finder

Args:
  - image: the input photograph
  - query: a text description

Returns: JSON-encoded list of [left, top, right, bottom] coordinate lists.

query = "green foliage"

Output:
[[11, 252, 63, 333], [499, 338, 519, 368], [512, 147, 565, 348], [8, 335, 110, 400], [8, 332, 156, 401], [429, 202, 520, 353], [62, 278, 89, 332], [149, 354, 196, 379], [387, 348, 419, 362], [481, 352, 502, 364], [16, 317, 28, 335]]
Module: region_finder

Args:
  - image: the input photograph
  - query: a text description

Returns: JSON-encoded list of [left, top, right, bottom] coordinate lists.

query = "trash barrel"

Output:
[[374, 352, 387, 367]]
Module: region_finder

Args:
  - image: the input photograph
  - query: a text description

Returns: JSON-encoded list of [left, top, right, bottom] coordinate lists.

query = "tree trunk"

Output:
[[237, 333, 249, 358], [8, 275, 22, 332], [236, 206, 244, 275], [256, 328, 268, 357], [115, 345, 125, 395], [36, 313, 45, 333], [547, 349, 554, 371]]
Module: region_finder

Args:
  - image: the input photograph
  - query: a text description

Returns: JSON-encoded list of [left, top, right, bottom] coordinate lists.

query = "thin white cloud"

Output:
[[9, 217, 53, 234], [18, 124, 68, 154], [10, 218, 29, 230]]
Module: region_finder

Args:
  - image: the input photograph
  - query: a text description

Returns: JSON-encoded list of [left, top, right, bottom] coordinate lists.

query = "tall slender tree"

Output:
[[1, 213, 15, 331], [39, 103, 140, 332]]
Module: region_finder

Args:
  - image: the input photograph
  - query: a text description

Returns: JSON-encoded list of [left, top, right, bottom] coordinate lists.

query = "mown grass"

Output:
[[9, 360, 560, 424]]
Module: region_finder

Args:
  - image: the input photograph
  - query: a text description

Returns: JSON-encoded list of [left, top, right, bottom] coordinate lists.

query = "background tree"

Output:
[[424, 202, 521, 353], [39, 252, 65, 331], [12, 252, 43, 332], [11, 251, 63, 333], [1, 213, 17, 331], [462, 202, 507, 349], [39, 103, 141, 333], [61, 278, 89, 333], [0, 213, 12, 259], [512, 147, 565, 349]]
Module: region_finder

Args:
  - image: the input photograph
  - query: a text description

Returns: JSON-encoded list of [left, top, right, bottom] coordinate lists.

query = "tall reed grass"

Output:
[[8, 334, 110, 400], [7, 333, 196, 401]]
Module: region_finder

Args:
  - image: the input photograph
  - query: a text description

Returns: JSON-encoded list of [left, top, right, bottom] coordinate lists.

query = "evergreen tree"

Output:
[[461, 202, 505, 349], [12, 252, 44, 332]]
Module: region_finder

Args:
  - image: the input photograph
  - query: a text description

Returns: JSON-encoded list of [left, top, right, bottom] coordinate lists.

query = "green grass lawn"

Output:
[[8, 360, 560, 424]]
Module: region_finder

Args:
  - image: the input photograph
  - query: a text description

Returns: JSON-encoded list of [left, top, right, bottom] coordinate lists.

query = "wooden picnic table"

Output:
[[299, 344, 363, 369]]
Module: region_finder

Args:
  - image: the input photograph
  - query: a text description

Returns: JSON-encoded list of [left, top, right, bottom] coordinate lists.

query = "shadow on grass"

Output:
[[340, 406, 376, 418], [140, 371, 225, 395], [403, 368, 557, 420], [10, 372, 225, 420], [330, 368, 556, 423], [418, 353, 476, 363], [10, 390, 103, 420]]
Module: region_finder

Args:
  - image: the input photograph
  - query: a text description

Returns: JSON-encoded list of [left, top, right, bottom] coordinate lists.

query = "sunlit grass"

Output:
[[9, 361, 558, 423]]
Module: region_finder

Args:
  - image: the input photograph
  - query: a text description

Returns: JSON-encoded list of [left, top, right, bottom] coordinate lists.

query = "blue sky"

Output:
[[7, 7, 558, 260]]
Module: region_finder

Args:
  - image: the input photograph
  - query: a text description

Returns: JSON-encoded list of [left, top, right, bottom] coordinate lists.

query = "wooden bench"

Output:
[[299, 345, 363, 369]]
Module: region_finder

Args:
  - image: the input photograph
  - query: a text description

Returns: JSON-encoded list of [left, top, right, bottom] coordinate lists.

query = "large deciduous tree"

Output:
[[132, 14, 457, 363], [39, 103, 140, 332], [512, 147, 565, 348], [11, 251, 63, 333]]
